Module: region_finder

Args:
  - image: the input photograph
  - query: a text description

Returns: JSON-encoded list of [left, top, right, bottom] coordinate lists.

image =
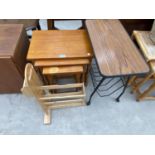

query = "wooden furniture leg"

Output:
[[44, 109, 51, 124], [132, 73, 154, 92], [137, 81, 155, 101], [128, 76, 136, 85], [47, 19, 54, 30], [76, 74, 81, 83], [46, 75, 53, 84]]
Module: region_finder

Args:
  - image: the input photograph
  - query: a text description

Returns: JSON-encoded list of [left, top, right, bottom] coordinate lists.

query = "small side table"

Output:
[[27, 30, 93, 85]]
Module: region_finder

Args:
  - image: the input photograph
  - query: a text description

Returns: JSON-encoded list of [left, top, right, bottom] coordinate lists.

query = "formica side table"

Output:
[[86, 19, 149, 105]]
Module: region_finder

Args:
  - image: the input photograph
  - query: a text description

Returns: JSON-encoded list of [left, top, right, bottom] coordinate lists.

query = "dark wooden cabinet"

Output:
[[120, 19, 154, 35], [0, 24, 29, 93]]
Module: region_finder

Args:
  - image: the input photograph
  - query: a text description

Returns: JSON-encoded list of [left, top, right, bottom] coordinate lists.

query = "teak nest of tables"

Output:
[[27, 30, 93, 84], [25, 29, 93, 124]]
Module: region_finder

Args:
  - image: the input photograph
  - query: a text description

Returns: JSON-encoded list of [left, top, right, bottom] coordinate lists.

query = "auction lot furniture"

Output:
[[0, 19, 41, 38], [132, 31, 155, 61], [21, 63, 86, 124], [47, 19, 153, 33], [120, 19, 153, 35], [0, 24, 29, 93], [86, 19, 149, 105], [47, 19, 85, 30], [150, 20, 155, 43], [27, 30, 93, 84], [130, 31, 155, 101]]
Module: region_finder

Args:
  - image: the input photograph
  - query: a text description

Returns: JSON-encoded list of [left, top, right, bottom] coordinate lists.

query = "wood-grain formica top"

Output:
[[27, 30, 93, 60], [86, 19, 149, 77]]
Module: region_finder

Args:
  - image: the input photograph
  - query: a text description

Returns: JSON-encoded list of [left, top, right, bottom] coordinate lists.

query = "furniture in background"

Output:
[[47, 19, 85, 30], [27, 30, 93, 85], [150, 20, 155, 43], [0, 24, 29, 93], [130, 30, 155, 101], [21, 63, 86, 124], [47, 19, 153, 34], [132, 31, 155, 61], [0, 19, 41, 38], [120, 19, 154, 35], [85, 19, 149, 105]]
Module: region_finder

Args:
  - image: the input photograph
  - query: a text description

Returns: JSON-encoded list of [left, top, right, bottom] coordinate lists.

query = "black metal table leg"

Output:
[[87, 77, 105, 105], [115, 76, 130, 102]]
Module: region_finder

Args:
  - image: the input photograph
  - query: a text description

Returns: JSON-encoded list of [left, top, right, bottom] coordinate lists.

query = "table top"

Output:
[[27, 30, 93, 60], [133, 31, 155, 61], [86, 19, 149, 77], [0, 24, 23, 57]]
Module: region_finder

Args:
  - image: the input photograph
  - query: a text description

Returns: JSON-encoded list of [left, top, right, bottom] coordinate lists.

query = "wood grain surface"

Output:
[[43, 66, 83, 75], [27, 30, 93, 60], [86, 19, 149, 77], [34, 58, 89, 67], [0, 24, 23, 57], [0, 57, 23, 93], [133, 31, 155, 61]]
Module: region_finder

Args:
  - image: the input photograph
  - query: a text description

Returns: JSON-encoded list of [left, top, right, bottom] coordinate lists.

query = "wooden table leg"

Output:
[[44, 109, 51, 124], [47, 19, 54, 30]]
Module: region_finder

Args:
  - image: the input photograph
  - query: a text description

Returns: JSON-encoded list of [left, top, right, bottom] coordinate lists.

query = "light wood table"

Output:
[[27, 30, 93, 84], [86, 19, 149, 104], [131, 30, 155, 101], [132, 31, 155, 62], [27, 30, 92, 60]]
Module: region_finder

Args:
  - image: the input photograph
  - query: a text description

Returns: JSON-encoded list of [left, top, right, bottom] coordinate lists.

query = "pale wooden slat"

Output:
[[39, 94, 85, 100], [43, 91, 83, 98], [47, 99, 85, 109], [39, 83, 83, 90], [44, 98, 84, 105]]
